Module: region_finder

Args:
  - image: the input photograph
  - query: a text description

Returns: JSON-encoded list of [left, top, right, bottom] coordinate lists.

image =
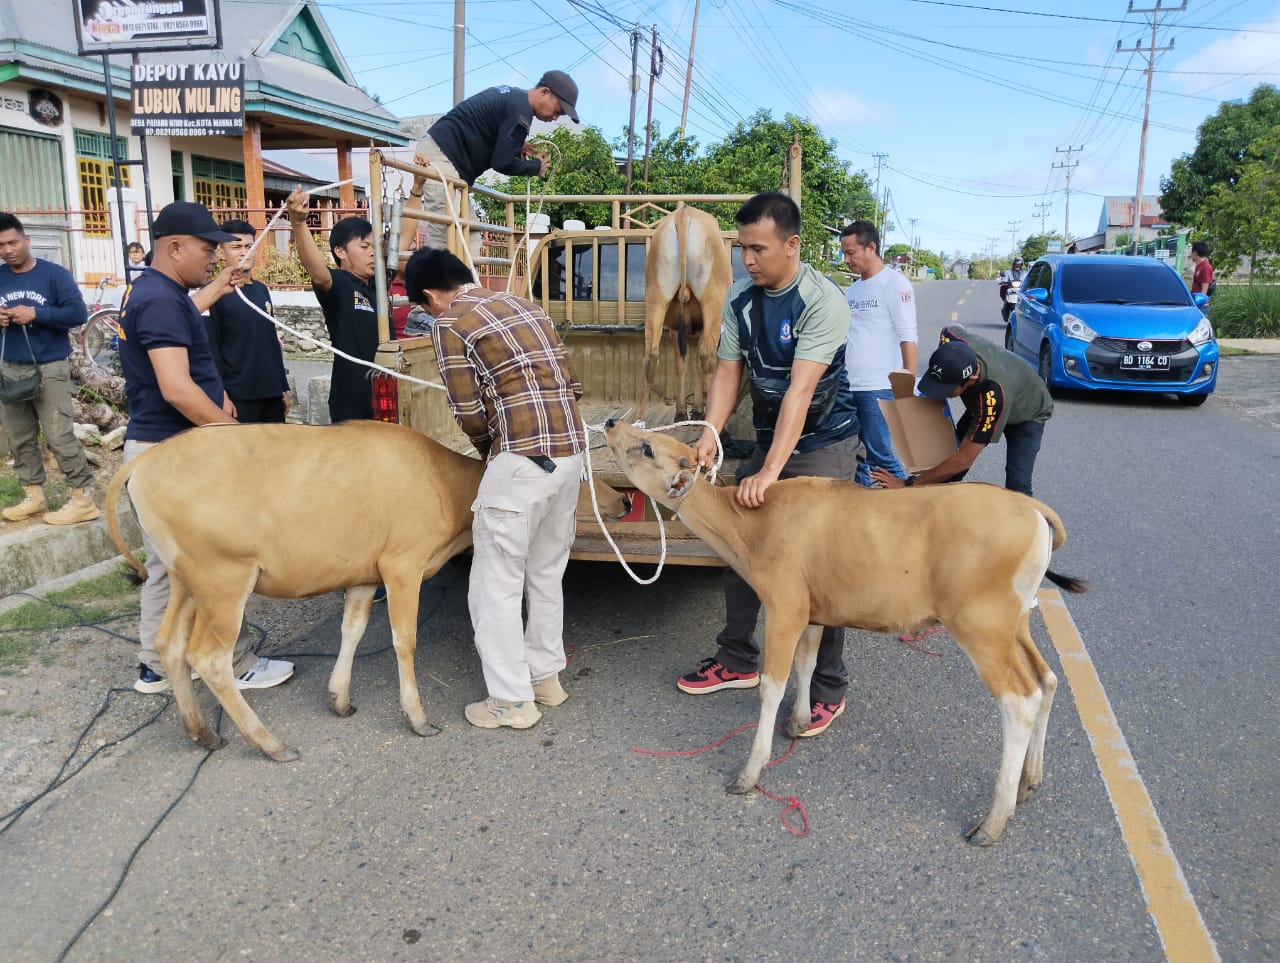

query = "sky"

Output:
[[309, 0, 1280, 259]]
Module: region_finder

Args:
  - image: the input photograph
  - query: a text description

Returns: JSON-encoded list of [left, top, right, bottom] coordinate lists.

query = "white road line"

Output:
[[1038, 589, 1220, 963]]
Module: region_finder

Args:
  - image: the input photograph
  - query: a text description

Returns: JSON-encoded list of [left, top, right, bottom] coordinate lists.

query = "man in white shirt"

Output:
[[840, 220, 918, 486]]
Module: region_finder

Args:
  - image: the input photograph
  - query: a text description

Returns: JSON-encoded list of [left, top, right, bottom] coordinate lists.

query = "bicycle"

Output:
[[78, 276, 123, 372]]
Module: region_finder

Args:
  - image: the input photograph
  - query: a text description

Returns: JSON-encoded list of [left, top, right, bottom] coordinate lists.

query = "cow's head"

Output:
[[603, 419, 699, 510]]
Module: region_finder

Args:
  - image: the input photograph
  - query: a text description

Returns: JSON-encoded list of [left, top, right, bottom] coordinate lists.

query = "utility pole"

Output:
[[1120, 0, 1184, 254], [1007, 219, 1021, 261], [872, 152, 888, 238], [642, 27, 662, 183], [908, 216, 919, 271], [624, 26, 642, 195], [452, 0, 465, 105], [1033, 199, 1052, 236], [1053, 145, 1082, 242], [987, 237, 1000, 278], [679, 0, 700, 141]]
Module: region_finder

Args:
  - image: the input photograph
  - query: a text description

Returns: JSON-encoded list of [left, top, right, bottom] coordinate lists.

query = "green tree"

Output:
[[1199, 125, 1280, 279], [699, 110, 875, 261], [1019, 234, 1065, 262], [1160, 85, 1280, 226]]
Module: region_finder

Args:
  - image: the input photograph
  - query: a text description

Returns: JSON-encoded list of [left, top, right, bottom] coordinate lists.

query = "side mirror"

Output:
[[1025, 287, 1049, 303], [1192, 292, 1209, 307]]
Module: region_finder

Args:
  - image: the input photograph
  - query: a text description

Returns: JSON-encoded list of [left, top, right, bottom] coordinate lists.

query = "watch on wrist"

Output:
[[905, 474, 918, 487]]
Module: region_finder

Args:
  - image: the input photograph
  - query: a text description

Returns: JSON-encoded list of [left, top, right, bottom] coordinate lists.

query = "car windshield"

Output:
[[1060, 262, 1191, 306]]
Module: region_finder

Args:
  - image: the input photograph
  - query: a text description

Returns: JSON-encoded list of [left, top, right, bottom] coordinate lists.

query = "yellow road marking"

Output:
[[951, 312, 958, 321], [1038, 589, 1220, 963], [957, 299, 965, 305]]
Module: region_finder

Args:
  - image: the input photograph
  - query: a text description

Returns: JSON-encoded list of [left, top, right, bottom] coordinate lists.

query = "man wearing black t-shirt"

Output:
[[204, 219, 290, 423], [118, 201, 294, 695], [410, 70, 580, 253], [286, 188, 378, 422]]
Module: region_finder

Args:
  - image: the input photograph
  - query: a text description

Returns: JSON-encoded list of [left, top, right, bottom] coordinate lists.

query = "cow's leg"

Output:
[[697, 279, 727, 415], [187, 568, 299, 762], [384, 572, 439, 736], [785, 624, 823, 738], [673, 337, 690, 417], [156, 575, 224, 751], [728, 610, 806, 794], [950, 608, 1041, 845], [1017, 613, 1057, 802], [328, 584, 375, 718], [638, 296, 670, 413]]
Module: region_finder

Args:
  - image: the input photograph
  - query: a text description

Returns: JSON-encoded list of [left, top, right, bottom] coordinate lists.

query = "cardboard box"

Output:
[[878, 370, 958, 474]]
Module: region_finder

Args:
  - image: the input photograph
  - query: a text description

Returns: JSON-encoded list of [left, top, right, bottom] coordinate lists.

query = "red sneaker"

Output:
[[676, 658, 760, 694], [798, 698, 846, 737]]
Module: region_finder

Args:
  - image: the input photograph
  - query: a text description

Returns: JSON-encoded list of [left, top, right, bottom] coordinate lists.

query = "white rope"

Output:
[[232, 285, 447, 390], [507, 137, 563, 294], [578, 418, 724, 586], [238, 177, 368, 269]]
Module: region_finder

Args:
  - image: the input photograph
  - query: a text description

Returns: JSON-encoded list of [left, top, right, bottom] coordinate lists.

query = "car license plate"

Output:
[[1121, 354, 1169, 371]]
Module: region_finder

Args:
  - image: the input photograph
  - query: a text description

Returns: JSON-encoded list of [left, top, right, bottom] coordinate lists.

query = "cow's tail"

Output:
[[676, 203, 690, 359], [1032, 497, 1087, 594], [105, 456, 148, 584]]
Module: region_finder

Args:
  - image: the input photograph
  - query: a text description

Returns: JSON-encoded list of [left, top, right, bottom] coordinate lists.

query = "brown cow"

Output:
[[638, 204, 733, 416], [602, 419, 1086, 845], [105, 421, 627, 760]]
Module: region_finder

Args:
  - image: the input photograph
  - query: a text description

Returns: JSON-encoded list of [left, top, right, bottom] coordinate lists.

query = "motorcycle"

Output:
[[999, 277, 1022, 325]]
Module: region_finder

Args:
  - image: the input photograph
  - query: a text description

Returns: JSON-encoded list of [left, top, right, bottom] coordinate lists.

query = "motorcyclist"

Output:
[[998, 256, 1026, 324]]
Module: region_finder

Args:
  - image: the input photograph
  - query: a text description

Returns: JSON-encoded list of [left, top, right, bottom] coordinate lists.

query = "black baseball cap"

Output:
[[151, 201, 238, 242], [917, 340, 979, 399], [536, 69, 579, 123]]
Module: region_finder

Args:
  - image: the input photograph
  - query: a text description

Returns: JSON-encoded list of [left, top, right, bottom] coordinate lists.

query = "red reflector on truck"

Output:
[[371, 373, 398, 422]]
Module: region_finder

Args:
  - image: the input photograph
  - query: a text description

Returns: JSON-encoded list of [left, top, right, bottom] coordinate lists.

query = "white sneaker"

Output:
[[234, 657, 295, 690]]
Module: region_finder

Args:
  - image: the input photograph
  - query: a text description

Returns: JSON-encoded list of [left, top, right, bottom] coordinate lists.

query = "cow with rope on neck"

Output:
[[602, 418, 1085, 846]]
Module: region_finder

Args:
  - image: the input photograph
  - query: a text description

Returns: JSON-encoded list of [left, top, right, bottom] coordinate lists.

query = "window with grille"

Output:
[[74, 130, 130, 237], [192, 155, 247, 213]]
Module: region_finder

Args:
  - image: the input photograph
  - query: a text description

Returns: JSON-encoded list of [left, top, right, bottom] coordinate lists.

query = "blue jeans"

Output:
[[850, 388, 906, 486]]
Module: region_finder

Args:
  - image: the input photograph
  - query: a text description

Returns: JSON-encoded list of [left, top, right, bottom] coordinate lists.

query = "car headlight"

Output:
[[1189, 316, 1214, 346], [1061, 313, 1098, 343]]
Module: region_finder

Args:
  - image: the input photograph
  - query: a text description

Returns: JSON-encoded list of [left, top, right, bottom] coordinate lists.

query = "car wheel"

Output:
[[1177, 392, 1209, 407], [1038, 344, 1058, 398]]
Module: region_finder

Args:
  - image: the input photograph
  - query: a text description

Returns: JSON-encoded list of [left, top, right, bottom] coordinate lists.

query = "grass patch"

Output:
[[1210, 283, 1280, 338], [0, 474, 20, 509], [0, 566, 139, 672]]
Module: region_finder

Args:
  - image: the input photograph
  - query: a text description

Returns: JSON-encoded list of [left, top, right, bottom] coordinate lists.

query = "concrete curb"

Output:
[[0, 511, 142, 600]]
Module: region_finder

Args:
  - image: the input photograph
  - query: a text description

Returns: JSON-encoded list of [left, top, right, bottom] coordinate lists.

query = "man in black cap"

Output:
[[409, 70, 580, 254], [871, 325, 1053, 496], [118, 200, 294, 695]]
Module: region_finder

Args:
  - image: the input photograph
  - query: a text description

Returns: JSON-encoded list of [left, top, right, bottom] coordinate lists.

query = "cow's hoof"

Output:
[[327, 692, 356, 717], [964, 822, 999, 847], [725, 776, 755, 795], [267, 746, 301, 763], [785, 717, 808, 739], [408, 714, 442, 737], [195, 732, 227, 751], [1017, 779, 1041, 803]]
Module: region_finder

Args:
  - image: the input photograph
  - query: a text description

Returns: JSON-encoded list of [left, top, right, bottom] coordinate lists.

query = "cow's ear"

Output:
[[667, 469, 695, 499]]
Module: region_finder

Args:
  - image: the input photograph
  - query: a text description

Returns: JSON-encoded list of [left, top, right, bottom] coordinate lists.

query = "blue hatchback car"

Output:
[[1007, 254, 1217, 405]]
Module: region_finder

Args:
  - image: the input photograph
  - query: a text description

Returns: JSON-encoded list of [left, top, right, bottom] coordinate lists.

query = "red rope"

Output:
[[897, 624, 945, 657], [633, 723, 809, 836]]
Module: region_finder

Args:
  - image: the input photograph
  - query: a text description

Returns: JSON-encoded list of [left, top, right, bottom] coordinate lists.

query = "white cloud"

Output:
[[807, 85, 893, 128], [1166, 10, 1280, 92]]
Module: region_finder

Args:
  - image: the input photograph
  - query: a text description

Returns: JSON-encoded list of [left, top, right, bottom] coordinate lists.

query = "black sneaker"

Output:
[[133, 664, 171, 694]]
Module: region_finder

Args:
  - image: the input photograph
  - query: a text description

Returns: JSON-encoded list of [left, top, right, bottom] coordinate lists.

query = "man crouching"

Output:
[[404, 249, 585, 730]]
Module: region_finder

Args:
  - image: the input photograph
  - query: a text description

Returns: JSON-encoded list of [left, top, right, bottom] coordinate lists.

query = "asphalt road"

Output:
[[2, 279, 1276, 961]]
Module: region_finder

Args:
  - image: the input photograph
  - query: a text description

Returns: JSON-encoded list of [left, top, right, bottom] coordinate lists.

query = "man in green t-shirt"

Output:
[[872, 325, 1053, 496]]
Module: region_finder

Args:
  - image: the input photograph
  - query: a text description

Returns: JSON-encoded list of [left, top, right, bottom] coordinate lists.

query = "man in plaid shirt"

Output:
[[404, 248, 586, 730]]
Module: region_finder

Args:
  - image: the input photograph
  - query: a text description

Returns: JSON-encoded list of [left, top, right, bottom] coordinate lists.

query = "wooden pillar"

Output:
[[241, 117, 267, 264], [337, 140, 355, 210]]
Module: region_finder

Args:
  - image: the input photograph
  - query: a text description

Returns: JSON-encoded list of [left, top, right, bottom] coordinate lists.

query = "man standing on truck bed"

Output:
[[403, 247, 586, 732], [287, 187, 378, 423], [681, 191, 863, 738], [411, 70, 580, 253]]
